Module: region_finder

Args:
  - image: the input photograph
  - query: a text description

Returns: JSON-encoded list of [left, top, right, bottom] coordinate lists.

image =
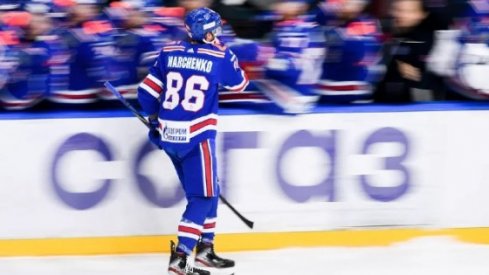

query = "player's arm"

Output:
[[137, 52, 165, 115], [220, 48, 249, 92]]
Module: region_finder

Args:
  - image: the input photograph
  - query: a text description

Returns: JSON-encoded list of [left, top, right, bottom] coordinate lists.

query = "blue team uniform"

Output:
[[138, 38, 248, 256], [148, 7, 187, 43], [51, 20, 115, 104], [216, 22, 276, 106], [139, 41, 248, 150], [102, 28, 160, 99], [253, 20, 325, 113], [313, 1, 383, 102], [0, 17, 67, 110]]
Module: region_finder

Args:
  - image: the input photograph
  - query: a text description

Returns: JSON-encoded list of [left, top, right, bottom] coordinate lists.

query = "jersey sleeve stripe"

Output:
[[223, 70, 249, 92], [143, 77, 163, 93], [146, 74, 163, 88], [139, 82, 160, 98]]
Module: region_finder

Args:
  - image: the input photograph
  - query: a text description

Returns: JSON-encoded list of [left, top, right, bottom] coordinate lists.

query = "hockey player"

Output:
[[100, 2, 160, 100], [149, 6, 187, 43], [137, 7, 247, 275], [0, 12, 66, 110], [216, 20, 274, 106], [252, 19, 325, 113], [0, 24, 19, 107], [313, 0, 382, 102], [427, 0, 489, 99], [50, 0, 115, 104]]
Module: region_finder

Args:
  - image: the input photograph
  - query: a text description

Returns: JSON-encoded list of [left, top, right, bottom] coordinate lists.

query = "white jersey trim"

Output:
[[139, 82, 160, 98]]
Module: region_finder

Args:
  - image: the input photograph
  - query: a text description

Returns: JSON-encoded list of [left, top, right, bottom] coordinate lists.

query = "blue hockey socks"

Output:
[[176, 196, 216, 254]]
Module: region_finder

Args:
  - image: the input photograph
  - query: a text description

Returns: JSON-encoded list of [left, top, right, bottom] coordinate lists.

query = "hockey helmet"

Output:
[[184, 7, 222, 43]]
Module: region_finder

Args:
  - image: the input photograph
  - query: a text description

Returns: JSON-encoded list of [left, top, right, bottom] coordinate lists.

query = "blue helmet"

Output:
[[184, 7, 222, 42]]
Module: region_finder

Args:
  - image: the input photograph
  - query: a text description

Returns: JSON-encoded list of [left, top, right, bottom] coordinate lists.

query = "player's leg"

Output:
[[169, 196, 212, 275], [200, 186, 218, 245], [195, 139, 235, 270], [168, 141, 218, 275], [165, 149, 185, 192], [195, 194, 235, 270]]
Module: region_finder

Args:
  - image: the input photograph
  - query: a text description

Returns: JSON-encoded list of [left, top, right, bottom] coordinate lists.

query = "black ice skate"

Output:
[[195, 241, 235, 269], [168, 241, 210, 275]]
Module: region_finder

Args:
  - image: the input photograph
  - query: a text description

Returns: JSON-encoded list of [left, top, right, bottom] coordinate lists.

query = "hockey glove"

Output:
[[148, 116, 162, 149]]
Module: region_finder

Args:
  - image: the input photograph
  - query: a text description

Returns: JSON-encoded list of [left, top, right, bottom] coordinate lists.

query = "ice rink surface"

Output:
[[2, 236, 489, 275]]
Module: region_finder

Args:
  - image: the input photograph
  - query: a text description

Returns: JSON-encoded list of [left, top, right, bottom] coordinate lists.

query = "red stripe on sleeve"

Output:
[[143, 77, 163, 93]]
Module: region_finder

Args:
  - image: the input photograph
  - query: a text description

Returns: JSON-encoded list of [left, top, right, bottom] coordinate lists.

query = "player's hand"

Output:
[[148, 115, 159, 131], [397, 60, 421, 82], [148, 115, 162, 149]]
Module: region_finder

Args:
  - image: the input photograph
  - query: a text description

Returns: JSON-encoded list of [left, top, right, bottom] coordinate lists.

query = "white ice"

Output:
[[1, 236, 489, 275]]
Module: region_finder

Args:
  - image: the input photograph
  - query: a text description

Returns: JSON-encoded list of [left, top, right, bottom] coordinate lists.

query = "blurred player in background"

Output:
[[313, 0, 383, 103], [428, 0, 489, 100], [216, 19, 275, 107], [149, 6, 187, 43], [137, 7, 248, 275], [100, 1, 160, 100], [0, 11, 67, 109], [217, 9, 325, 113], [0, 15, 22, 108], [252, 19, 325, 113], [50, 0, 115, 104]]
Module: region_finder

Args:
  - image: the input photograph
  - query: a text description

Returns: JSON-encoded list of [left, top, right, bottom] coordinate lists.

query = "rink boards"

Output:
[[1, 102, 489, 255]]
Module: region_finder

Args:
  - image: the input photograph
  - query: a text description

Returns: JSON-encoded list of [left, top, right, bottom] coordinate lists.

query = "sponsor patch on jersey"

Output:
[[162, 124, 190, 143], [161, 120, 192, 143]]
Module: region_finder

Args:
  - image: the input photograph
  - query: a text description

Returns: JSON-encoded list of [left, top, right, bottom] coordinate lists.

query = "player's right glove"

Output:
[[148, 116, 162, 149]]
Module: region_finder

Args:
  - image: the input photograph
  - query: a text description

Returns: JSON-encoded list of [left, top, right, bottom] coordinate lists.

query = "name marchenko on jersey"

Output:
[[167, 56, 214, 73]]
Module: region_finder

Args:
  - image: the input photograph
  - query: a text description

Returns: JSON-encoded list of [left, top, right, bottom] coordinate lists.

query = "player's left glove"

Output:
[[148, 116, 162, 149]]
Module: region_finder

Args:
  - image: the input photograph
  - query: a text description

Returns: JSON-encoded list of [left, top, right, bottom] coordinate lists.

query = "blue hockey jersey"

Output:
[[313, 2, 383, 102], [51, 20, 115, 104], [252, 20, 325, 113], [138, 41, 248, 148], [101, 28, 160, 100], [0, 18, 68, 110]]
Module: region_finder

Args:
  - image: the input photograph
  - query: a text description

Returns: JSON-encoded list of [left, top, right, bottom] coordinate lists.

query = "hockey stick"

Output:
[[104, 81, 255, 229]]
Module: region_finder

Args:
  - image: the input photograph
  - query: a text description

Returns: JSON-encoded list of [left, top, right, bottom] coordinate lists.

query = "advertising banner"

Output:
[[0, 110, 488, 239]]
